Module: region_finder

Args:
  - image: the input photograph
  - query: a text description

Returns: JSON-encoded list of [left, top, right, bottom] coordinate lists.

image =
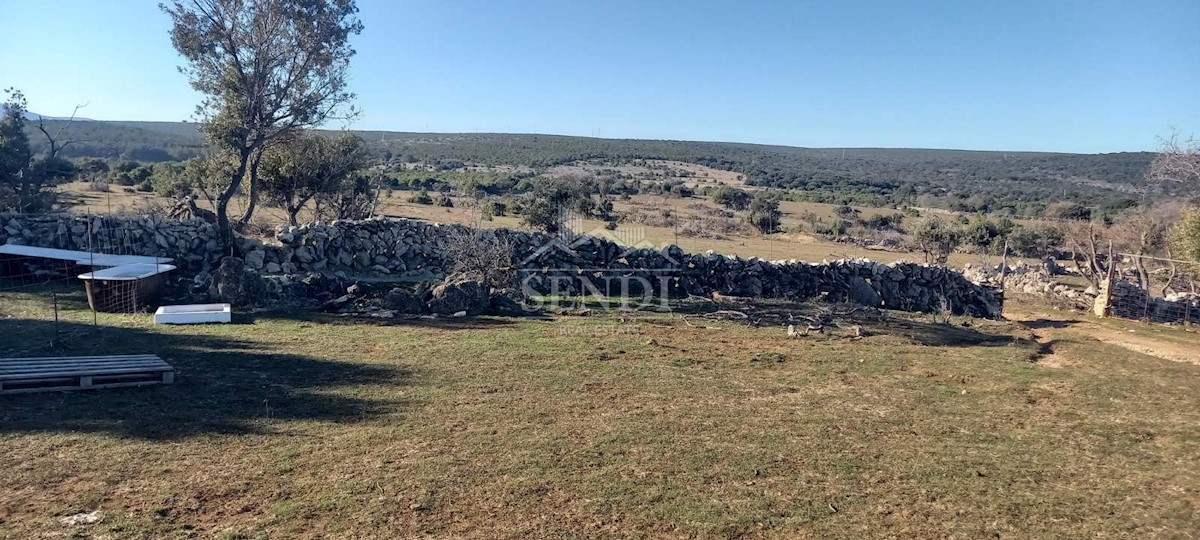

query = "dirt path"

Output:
[[1007, 306, 1200, 366]]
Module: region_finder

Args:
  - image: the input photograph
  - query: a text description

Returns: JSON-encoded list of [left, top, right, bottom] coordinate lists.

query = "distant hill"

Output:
[[0, 104, 93, 122], [24, 119, 1158, 212]]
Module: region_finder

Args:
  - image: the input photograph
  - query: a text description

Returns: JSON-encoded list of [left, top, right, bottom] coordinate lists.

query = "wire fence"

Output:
[[0, 211, 176, 357], [1099, 252, 1199, 325]]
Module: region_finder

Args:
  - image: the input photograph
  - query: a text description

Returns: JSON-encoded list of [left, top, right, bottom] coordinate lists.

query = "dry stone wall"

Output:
[[1, 213, 1002, 317], [1, 213, 223, 270]]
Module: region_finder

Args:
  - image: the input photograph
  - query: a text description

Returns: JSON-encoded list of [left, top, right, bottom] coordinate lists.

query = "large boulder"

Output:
[[489, 289, 531, 316], [847, 276, 882, 307], [208, 256, 267, 306], [427, 276, 490, 315], [244, 249, 266, 270], [383, 287, 426, 314]]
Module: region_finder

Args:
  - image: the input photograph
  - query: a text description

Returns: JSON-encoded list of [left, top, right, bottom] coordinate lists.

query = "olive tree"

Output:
[[912, 215, 963, 265], [746, 194, 781, 234], [520, 175, 599, 234], [259, 131, 367, 225], [162, 0, 363, 241]]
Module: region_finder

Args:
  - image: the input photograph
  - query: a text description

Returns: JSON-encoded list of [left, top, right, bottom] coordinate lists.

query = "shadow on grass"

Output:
[[0, 318, 411, 440], [1021, 318, 1082, 330], [877, 318, 1020, 347], [254, 309, 526, 331]]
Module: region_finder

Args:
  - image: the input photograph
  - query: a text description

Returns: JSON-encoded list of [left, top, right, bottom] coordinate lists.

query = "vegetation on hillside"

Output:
[[28, 120, 1159, 215]]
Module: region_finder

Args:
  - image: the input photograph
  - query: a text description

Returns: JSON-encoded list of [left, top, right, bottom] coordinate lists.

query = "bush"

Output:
[[435, 194, 454, 207], [1007, 224, 1064, 258], [834, 205, 859, 219], [912, 215, 963, 265], [520, 176, 599, 233], [861, 213, 904, 232], [1170, 207, 1200, 265], [746, 194, 782, 234], [712, 186, 752, 210], [150, 163, 192, 198], [113, 172, 137, 186], [669, 183, 694, 198], [482, 200, 507, 219], [962, 216, 1014, 254], [88, 177, 110, 192], [1044, 201, 1092, 221], [408, 190, 434, 205]]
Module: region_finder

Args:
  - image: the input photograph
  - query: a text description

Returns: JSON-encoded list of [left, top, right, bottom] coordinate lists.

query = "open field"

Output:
[[56, 182, 1001, 267], [2, 289, 1199, 538]]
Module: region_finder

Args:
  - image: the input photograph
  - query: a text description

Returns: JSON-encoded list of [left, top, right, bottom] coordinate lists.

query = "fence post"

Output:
[[1100, 241, 1115, 318], [999, 239, 1010, 290], [52, 292, 59, 346], [87, 211, 97, 329]]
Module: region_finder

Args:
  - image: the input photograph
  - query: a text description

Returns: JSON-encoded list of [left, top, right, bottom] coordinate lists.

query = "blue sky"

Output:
[[1, 0, 1196, 153]]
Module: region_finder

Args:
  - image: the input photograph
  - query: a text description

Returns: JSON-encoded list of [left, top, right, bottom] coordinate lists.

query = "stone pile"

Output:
[[962, 261, 1097, 310]]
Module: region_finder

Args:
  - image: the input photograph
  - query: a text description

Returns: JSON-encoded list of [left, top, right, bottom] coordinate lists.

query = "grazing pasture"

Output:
[[2, 289, 1198, 538]]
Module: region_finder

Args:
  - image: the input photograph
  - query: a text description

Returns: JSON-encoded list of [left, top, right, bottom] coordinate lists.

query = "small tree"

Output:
[[1007, 223, 1063, 258], [913, 215, 962, 265], [962, 216, 1014, 255], [520, 176, 597, 234], [0, 90, 78, 212], [259, 131, 366, 225], [746, 194, 781, 234], [316, 172, 379, 221], [712, 186, 752, 210], [163, 0, 363, 241]]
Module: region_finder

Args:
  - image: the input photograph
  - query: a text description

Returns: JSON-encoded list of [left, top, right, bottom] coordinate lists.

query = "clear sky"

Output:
[[1, 0, 1196, 153]]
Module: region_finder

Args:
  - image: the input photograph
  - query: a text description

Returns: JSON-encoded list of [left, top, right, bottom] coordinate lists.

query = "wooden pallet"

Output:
[[0, 354, 174, 394]]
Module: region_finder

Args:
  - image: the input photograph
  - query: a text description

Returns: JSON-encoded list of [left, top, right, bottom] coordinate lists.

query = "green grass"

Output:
[[1, 290, 1199, 538]]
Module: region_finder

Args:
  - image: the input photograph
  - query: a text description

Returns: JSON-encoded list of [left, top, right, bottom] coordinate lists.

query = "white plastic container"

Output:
[[154, 303, 232, 325]]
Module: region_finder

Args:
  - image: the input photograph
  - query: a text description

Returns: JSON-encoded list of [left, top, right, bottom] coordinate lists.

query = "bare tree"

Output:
[[1107, 203, 1180, 289], [162, 0, 363, 242], [1063, 219, 1109, 288], [443, 209, 517, 290], [33, 103, 89, 159], [1149, 130, 1200, 192]]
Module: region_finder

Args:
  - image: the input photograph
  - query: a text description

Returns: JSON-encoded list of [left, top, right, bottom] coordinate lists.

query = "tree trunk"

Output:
[[237, 149, 264, 230], [1134, 251, 1149, 290], [287, 205, 300, 227], [216, 147, 253, 252]]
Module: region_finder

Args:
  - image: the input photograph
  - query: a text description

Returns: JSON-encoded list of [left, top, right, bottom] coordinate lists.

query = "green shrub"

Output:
[[408, 190, 434, 205]]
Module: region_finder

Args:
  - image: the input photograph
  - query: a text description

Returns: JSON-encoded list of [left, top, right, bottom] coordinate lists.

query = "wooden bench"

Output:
[[0, 354, 174, 394]]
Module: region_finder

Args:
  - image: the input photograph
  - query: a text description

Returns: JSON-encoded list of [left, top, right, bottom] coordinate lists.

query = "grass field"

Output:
[[2, 288, 1199, 538]]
